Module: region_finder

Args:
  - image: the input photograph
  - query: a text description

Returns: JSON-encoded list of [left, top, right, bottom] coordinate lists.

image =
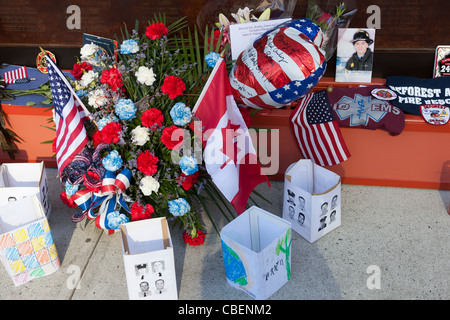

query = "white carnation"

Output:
[[135, 66, 156, 86], [88, 88, 108, 108], [80, 70, 98, 87], [131, 125, 150, 146], [139, 176, 160, 196], [80, 43, 99, 59]]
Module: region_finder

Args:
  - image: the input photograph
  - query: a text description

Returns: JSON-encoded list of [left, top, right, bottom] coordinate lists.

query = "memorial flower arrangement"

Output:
[[61, 15, 240, 245]]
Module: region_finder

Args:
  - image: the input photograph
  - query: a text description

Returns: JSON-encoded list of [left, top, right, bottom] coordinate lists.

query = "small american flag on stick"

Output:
[[290, 90, 351, 166], [1, 66, 31, 84]]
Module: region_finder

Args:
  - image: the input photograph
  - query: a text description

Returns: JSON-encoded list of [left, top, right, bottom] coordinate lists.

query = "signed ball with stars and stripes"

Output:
[[229, 18, 327, 109]]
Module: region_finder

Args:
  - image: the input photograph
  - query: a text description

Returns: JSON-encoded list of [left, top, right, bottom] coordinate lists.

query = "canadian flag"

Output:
[[193, 58, 269, 214]]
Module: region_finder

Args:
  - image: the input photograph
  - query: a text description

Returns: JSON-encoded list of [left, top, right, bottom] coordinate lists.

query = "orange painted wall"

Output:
[[0, 105, 56, 168]]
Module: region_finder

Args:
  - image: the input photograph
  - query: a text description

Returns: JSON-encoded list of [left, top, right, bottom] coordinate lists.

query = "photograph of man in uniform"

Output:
[[335, 28, 376, 83], [345, 30, 374, 71]]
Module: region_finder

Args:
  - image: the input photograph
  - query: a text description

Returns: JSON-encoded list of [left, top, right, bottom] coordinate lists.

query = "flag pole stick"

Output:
[[40, 47, 98, 128]]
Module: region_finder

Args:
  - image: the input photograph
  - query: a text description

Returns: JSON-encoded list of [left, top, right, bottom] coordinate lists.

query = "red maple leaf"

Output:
[[220, 120, 241, 169]]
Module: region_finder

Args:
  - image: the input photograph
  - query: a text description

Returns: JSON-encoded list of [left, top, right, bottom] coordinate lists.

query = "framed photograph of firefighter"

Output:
[[335, 28, 376, 83]]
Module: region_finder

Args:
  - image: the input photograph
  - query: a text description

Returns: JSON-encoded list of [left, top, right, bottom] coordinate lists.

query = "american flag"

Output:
[[2, 66, 28, 84], [45, 55, 90, 176], [290, 90, 350, 166]]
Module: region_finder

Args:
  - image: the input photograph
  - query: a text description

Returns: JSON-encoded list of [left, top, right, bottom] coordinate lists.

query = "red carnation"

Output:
[[99, 122, 122, 144], [92, 130, 104, 147], [183, 230, 206, 246], [71, 62, 93, 80], [161, 125, 184, 150], [100, 67, 123, 91], [130, 202, 154, 221], [141, 108, 164, 129], [145, 22, 169, 40], [60, 192, 77, 208], [161, 75, 185, 99], [178, 171, 199, 191], [137, 150, 159, 176]]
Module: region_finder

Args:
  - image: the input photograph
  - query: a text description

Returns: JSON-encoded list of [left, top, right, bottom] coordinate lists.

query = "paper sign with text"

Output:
[[229, 18, 291, 60]]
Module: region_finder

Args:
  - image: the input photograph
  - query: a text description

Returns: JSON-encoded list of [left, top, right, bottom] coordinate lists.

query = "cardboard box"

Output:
[[282, 159, 341, 243], [120, 217, 178, 300], [0, 194, 60, 286], [0, 162, 51, 218], [220, 206, 292, 300]]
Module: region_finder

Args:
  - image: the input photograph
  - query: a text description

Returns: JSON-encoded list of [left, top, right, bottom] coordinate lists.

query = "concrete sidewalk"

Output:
[[0, 167, 449, 300]]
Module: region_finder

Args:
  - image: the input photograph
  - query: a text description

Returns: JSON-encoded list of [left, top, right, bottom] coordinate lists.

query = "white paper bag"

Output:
[[220, 206, 292, 300], [121, 217, 177, 300], [282, 159, 341, 243], [0, 162, 51, 218], [0, 195, 60, 286]]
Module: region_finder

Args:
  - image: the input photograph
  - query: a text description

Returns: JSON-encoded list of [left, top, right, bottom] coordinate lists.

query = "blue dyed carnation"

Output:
[[170, 102, 192, 126], [102, 150, 123, 172], [107, 211, 129, 230], [205, 52, 220, 68], [168, 198, 191, 217], [179, 155, 198, 175], [64, 182, 79, 197], [120, 39, 139, 54], [76, 89, 87, 98], [115, 99, 137, 120]]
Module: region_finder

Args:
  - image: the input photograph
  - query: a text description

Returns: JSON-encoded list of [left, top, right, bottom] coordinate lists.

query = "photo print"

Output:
[[336, 28, 376, 83]]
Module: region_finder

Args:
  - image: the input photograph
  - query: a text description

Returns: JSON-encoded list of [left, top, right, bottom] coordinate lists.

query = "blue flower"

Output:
[[107, 211, 129, 230], [76, 89, 87, 98], [168, 198, 191, 217], [179, 155, 198, 175], [102, 150, 123, 172], [64, 182, 79, 197], [115, 99, 137, 120], [120, 39, 139, 54], [205, 52, 220, 68], [170, 102, 192, 126]]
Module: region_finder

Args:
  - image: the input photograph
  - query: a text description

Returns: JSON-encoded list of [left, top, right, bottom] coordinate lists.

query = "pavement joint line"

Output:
[[67, 228, 104, 300]]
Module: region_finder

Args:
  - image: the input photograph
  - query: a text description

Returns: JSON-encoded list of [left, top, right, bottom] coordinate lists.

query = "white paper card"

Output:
[[229, 18, 291, 60]]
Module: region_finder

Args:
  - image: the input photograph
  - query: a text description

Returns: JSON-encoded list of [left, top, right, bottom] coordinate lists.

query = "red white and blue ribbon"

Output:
[[71, 168, 132, 233]]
